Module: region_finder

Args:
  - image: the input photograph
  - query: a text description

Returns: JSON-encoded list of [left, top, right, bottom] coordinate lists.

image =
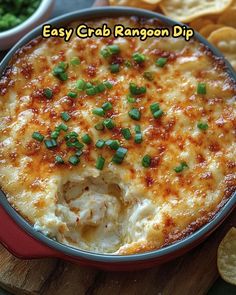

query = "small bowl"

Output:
[[0, 0, 55, 50]]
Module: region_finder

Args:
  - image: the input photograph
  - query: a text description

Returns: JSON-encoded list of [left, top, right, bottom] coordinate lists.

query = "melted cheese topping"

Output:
[[0, 17, 235, 254]]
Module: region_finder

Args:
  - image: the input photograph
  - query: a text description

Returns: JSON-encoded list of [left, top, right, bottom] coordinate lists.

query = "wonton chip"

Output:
[[217, 227, 236, 285], [190, 18, 214, 31], [160, 0, 233, 22], [142, 0, 162, 3], [109, 0, 160, 10], [199, 24, 224, 38], [208, 27, 236, 70], [230, 0, 236, 9], [217, 8, 236, 28]]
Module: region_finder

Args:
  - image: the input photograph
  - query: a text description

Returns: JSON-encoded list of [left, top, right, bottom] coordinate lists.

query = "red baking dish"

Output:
[[0, 7, 235, 271]]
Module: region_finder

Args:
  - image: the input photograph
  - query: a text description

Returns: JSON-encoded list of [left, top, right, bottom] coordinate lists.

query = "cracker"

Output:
[[199, 24, 224, 38], [208, 27, 236, 70], [190, 18, 214, 32], [230, 0, 236, 9], [160, 0, 233, 22], [217, 8, 236, 28], [109, 0, 159, 10], [142, 0, 162, 3], [217, 228, 236, 286]]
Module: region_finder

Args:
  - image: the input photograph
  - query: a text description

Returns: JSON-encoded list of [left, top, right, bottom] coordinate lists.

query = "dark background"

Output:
[[0, 0, 235, 294]]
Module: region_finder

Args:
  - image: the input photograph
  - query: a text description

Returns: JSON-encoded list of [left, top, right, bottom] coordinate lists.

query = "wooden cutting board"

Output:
[[0, 1, 235, 294]]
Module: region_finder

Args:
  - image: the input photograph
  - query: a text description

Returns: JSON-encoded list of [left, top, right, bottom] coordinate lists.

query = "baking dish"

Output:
[[0, 7, 235, 271]]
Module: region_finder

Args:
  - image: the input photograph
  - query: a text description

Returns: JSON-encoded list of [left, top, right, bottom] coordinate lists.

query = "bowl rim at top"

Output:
[[0, 6, 235, 263], [0, 0, 55, 37]]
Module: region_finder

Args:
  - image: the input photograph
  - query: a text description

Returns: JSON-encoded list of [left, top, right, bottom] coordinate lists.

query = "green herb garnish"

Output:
[[128, 108, 141, 121], [142, 155, 151, 167], [32, 131, 44, 142], [197, 122, 208, 130], [121, 128, 132, 140], [156, 57, 167, 67], [174, 162, 188, 173], [197, 83, 207, 95], [129, 83, 146, 95], [96, 156, 105, 170]]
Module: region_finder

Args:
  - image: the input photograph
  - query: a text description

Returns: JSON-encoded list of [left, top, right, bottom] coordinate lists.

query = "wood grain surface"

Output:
[[0, 1, 235, 294], [0, 211, 235, 295]]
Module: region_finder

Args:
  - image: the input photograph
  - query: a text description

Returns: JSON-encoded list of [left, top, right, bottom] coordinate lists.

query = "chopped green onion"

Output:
[[150, 103, 163, 119], [104, 81, 113, 89], [66, 139, 84, 150], [56, 123, 68, 132], [105, 139, 112, 146], [52, 62, 68, 80], [103, 118, 115, 129], [52, 67, 64, 75], [67, 91, 77, 98], [121, 128, 132, 140], [142, 155, 151, 168], [134, 133, 142, 144], [128, 108, 141, 121], [70, 57, 80, 66], [32, 131, 44, 142], [65, 131, 78, 140], [143, 71, 154, 81], [197, 122, 208, 130], [134, 124, 142, 143], [110, 64, 120, 73], [43, 88, 53, 99], [101, 45, 120, 58], [153, 109, 164, 119], [134, 125, 141, 133], [156, 57, 167, 67], [95, 122, 105, 131], [112, 147, 128, 164], [65, 132, 84, 149], [92, 108, 105, 117], [96, 83, 106, 93], [68, 155, 80, 166], [132, 52, 145, 63], [58, 72, 68, 81], [129, 83, 146, 95], [106, 139, 120, 150], [44, 139, 57, 149], [96, 156, 105, 170], [82, 134, 92, 144], [96, 139, 105, 148], [75, 150, 83, 157], [174, 161, 188, 173], [197, 83, 206, 95], [86, 87, 97, 96], [61, 112, 71, 122], [53, 62, 68, 81], [76, 79, 86, 91], [124, 60, 132, 68], [108, 44, 120, 54], [100, 48, 110, 58], [126, 94, 136, 103], [150, 102, 160, 114], [51, 130, 59, 140], [55, 155, 64, 164], [102, 101, 112, 111], [86, 82, 93, 89]]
